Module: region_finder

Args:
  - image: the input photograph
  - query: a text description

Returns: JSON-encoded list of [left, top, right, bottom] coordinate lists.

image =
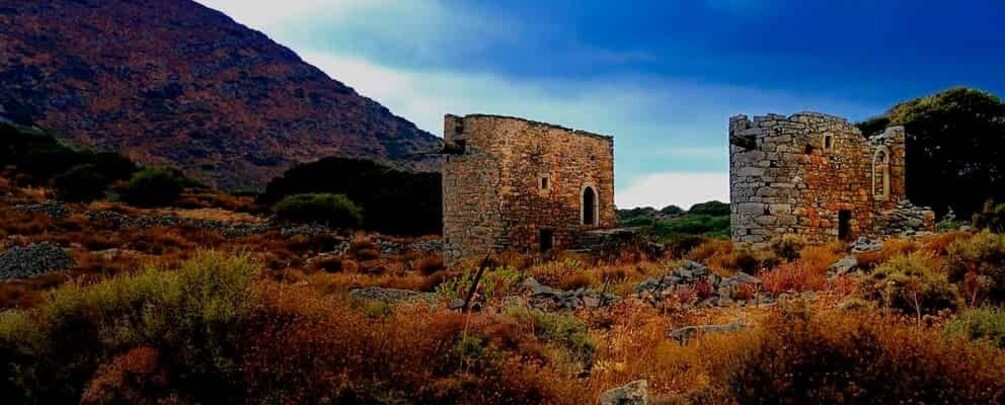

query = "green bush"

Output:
[[53, 164, 109, 202], [659, 205, 685, 216], [973, 201, 1005, 233], [261, 157, 441, 235], [861, 253, 959, 320], [769, 234, 807, 262], [947, 231, 1005, 304], [945, 306, 1005, 348], [272, 193, 362, 228], [118, 167, 187, 207], [651, 214, 730, 240], [687, 201, 730, 216], [436, 266, 522, 302], [507, 305, 596, 372], [0, 252, 259, 403]]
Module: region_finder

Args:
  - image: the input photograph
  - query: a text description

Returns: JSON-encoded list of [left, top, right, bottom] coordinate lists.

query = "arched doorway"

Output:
[[582, 186, 597, 226]]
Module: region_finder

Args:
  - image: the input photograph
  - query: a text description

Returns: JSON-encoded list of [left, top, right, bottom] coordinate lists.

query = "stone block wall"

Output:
[[729, 112, 914, 245], [442, 114, 615, 268]]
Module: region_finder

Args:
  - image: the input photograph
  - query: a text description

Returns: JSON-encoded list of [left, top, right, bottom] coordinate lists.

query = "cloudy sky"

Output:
[[196, 0, 1005, 209]]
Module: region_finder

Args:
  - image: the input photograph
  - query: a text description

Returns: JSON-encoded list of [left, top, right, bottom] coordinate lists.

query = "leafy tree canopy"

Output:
[[858, 87, 1005, 217], [262, 157, 441, 235]]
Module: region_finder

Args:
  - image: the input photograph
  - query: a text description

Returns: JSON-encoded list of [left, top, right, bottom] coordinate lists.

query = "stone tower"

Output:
[[442, 114, 615, 268], [729, 112, 931, 246]]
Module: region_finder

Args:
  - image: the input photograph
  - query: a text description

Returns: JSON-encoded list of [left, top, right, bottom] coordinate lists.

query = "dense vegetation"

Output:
[[272, 193, 363, 228], [618, 200, 730, 241], [261, 157, 441, 235], [857, 87, 1005, 218], [1, 220, 1004, 402], [0, 123, 136, 200]]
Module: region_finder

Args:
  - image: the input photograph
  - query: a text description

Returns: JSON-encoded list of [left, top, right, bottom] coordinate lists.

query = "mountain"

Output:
[[0, 0, 442, 191]]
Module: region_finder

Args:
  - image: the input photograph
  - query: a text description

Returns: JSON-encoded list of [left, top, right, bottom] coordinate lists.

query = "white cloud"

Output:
[[616, 172, 729, 209]]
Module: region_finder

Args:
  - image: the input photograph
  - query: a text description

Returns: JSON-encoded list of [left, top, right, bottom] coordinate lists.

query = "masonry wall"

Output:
[[443, 114, 615, 268], [729, 112, 909, 245]]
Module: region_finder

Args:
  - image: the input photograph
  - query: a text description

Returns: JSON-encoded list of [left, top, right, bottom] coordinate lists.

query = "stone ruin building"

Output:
[[729, 112, 934, 246], [442, 114, 615, 267]]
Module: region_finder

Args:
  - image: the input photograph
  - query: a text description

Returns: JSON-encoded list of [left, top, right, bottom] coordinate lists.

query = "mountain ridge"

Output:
[[0, 0, 442, 191]]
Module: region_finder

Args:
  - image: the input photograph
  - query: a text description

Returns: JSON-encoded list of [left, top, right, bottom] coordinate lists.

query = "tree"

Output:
[[271, 193, 363, 228], [53, 164, 109, 202], [261, 157, 440, 235], [864, 88, 1005, 217], [688, 201, 730, 216], [659, 205, 685, 216], [118, 167, 186, 207]]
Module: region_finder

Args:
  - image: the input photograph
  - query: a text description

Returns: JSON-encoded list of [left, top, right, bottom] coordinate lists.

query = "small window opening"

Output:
[[539, 229, 554, 252], [838, 210, 852, 241], [540, 176, 550, 191], [824, 134, 834, 150], [804, 144, 814, 154], [873, 148, 890, 200]]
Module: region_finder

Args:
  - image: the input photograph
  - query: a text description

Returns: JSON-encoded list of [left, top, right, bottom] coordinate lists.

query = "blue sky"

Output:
[[197, 0, 1005, 209]]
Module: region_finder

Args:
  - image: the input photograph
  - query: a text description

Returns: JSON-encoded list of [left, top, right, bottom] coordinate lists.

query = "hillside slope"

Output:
[[0, 0, 442, 190]]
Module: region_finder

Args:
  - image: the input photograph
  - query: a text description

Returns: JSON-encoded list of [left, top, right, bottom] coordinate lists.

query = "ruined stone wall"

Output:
[[729, 112, 909, 245], [443, 114, 615, 267]]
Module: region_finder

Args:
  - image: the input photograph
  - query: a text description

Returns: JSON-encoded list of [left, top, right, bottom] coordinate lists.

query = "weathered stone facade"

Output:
[[729, 112, 933, 245], [442, 114, 615, 267]]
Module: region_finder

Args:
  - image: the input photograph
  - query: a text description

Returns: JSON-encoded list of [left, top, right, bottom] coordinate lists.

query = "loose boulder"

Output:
[[599, 380, 648, 405]]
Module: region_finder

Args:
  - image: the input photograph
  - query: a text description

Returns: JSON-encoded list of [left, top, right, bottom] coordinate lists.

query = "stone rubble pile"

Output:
[[521, 277, 622, 311], [278, 223, 330, 237], [86, 210, 272, 238], [348, 286, 437, 304], [850, 236, 883, 253], [599, 380, 648, 405], [11, 201, 72, 219], [824, 237, 882, 278], [632, 261, 767, 307], [669, 321, 748, 344], [874, 200, 936, 237], [375, 239, 445, 255], [0, 242, 75, 280]]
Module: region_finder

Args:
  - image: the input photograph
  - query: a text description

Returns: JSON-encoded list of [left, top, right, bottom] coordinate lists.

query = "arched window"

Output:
[[582, 186, 597, 226], [873, 147, 890, 200]]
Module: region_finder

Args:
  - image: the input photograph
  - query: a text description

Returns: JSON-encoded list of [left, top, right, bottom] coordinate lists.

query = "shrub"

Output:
[[0, 252, 260, 403], [272, 193, 362, 228], [729, 306, 1005, 403], [973, 200, 1005, 233], [761, 263, 827, 294], [946, 230, 1005, 304], [860, 253, 959, 321], [118, 167, 187, 207], [261, 157, 441, 235], [687, 200, 730, 216], [659, 205, 685, 216], [436, 266, 522, 302], [53, 164, 110, 202], [507, 306, 596, 371], [945, 306, 1005, 348], [769, 234, 806, 262], [727, 246, 780, 275]]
